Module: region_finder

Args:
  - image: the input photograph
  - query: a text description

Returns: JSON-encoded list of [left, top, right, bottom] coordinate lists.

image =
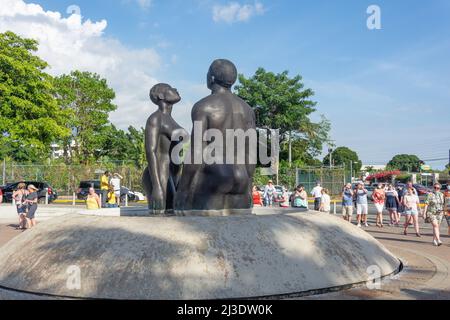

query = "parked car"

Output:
[[76, 180, 138, 203], [0, 181, 58, 204], [395, 183, 432, 196], [129, 190, 145, 201], [413, 184, 432, 196]]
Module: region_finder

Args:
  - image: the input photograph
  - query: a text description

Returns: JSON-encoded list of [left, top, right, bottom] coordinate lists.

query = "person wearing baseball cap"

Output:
[[25, 184, 39, 229]]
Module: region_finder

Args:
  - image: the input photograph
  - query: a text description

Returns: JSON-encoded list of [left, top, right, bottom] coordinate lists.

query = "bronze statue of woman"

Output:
[[142, 83, 187, 214]]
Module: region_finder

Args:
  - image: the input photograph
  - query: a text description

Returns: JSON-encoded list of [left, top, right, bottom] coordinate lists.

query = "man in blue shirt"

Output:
[[342, 183, 354, 223]]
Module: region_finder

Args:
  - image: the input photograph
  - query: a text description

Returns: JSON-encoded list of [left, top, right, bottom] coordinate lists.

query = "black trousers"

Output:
[[314, 198, 321, 211], [100, 190, 108, 208]]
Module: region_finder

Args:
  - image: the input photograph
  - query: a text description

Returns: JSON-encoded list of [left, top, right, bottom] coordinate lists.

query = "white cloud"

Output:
[[212, 1, 265, 24], [0, 0, 162, 129]]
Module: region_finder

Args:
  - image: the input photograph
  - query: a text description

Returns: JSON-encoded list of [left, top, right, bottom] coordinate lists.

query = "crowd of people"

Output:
[[3, 173, 449, 247], [0, 171, 122, 230], [253, 179, 449, 247], [339, 181, 449, 247]]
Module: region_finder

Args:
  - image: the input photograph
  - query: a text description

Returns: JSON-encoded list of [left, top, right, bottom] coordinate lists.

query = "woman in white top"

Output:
[[12, 182, 28, 230], [402, 187, 422, 237], [110, 173, 123, 206], [319, 189, 331, 213]]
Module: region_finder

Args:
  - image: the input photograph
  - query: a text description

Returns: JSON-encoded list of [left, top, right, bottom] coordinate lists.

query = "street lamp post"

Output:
[[328, 148, 333, 170], [350, 161, 353, 183]]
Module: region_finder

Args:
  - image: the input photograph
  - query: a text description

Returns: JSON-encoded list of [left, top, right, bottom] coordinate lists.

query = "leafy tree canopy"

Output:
[[387, 154, 422, 172], [235, 68, 331, 162], [0, 31, 70, 161], [323, 146, 362, 172], [98, 124, 145, 167], [54, 70, 117, 164]]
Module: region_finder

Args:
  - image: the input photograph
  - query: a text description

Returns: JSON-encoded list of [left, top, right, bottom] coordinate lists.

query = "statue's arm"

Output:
[[145, 117, 163, 194]]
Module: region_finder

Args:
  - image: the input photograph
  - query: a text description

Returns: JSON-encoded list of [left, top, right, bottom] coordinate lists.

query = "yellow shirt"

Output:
[[107, 192, 116, 204], [86, 196, 100, 210], [101, 175, 110, 190]]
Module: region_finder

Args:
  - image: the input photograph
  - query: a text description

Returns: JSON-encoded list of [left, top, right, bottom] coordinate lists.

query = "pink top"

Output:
[[403, 194, 420, 211]]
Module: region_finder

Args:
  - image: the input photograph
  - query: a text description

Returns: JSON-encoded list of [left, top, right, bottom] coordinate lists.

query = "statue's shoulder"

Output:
[[146, 111, 163, 127], [232, 94, 255, 117], [191, 95, 221, 116]]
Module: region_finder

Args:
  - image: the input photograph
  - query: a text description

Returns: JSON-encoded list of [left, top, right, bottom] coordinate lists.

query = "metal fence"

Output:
[[2, 161, 353, 197], [253, 165, 350, 195], [296, 166, 350, 196], [1, 160, 145, 196]]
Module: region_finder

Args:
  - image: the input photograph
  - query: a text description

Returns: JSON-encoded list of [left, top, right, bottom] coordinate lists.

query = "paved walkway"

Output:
[[0, 213, 449, 300], [0, 221, 23, 248], [301, 215, 450, 300]]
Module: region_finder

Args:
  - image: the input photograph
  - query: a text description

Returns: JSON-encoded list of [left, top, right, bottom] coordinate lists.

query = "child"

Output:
[[320, 189, 331, 213]]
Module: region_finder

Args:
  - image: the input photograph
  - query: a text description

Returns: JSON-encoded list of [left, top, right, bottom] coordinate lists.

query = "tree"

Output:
[[387, 154, 422, 172], [364, 166, 376, 173], [323, 147, 362, 172], [99, 125, 145, 167], [126, 126, 146, 167], [0, 31, 70, 161], [235, 68, 331, 164], [54, 71, 117, 164]]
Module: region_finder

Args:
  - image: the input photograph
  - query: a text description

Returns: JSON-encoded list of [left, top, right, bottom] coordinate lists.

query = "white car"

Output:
[[130, 191, 145, 201]]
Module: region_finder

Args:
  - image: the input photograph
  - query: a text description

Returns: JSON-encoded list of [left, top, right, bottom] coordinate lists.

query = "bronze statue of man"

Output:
[[142, 83, 186, 214], [175, 59, 256, 216]]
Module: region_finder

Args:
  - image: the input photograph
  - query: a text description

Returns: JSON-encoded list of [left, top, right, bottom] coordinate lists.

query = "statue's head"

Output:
[[207, 59, 238, 90], [149, 83, 181, 105]]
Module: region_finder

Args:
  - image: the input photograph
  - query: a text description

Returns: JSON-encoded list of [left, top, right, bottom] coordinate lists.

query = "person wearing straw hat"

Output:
[[24, 184, 39, 229]]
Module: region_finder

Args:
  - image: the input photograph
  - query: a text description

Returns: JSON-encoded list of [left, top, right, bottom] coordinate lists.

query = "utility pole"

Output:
[[288, 131, 292, 168], [328, 148, 333, 170], [350, 161, 353, 183], [2, 159, 5, 186]]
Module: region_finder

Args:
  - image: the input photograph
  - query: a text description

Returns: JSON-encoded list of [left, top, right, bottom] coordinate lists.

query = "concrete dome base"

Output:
[[0, 211, 400, 299]]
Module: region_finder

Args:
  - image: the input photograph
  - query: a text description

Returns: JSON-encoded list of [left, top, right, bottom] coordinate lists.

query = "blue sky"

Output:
[[5, 0, 450, 168]]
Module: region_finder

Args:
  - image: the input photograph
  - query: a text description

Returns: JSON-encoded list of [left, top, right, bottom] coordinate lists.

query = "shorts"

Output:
[[114, 191, 120, 198], [342, 206, 354, 217], [427, 212, 444, 225], [16, 205, 26, 215], [357, 204, 368, 215], [374, 203, 384, 213], [405, 209, 419, 216], [27, 205, 37, 220]]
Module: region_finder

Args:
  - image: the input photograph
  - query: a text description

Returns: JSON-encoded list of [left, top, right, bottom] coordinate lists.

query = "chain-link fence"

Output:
[[2, 161, 353, 197], [1, 160, 145, 196], [296, 166, 350, 196], [253, 165, 350, 195]]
